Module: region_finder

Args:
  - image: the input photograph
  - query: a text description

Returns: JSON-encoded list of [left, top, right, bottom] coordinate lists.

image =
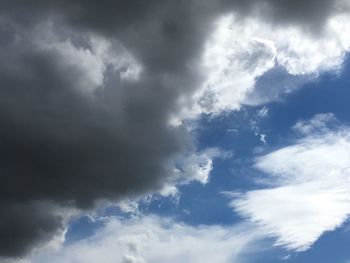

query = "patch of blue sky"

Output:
[[64, 216, 103, 245]]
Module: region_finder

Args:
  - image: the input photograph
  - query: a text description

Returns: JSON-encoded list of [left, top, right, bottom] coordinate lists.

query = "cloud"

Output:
[[220, 0, 349, 30], [292, 113, 340, 135], [0, 0, 350, 259], [0, 1, 223, 257], [23, 215, 258, 263], [195, 12, 350, 112], [0, 8, 198, 257], [230, 114, 350, 251], [0, 202, 69, 259]]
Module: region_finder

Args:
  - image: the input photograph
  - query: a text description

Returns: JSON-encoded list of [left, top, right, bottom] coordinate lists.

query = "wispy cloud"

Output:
[[230, 114, 350, 251]]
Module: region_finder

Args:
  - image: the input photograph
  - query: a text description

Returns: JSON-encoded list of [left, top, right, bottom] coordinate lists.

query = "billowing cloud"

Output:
[[0, 0, 350, 259], [231, 114, 350, 251], [0, 6, 200, 257]]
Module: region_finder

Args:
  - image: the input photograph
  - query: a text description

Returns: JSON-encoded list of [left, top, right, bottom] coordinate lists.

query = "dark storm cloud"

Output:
[[0, 202, 65, 257], [0, 0, 347, 259], [0, 1, 213, 257]]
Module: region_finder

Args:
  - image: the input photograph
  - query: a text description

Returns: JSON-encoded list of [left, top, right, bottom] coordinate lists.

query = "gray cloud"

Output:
[[0, 202, 65, 257], [0, 0, 347, 259], [0, 2, 211, 257], [220, 0, 346, 33]]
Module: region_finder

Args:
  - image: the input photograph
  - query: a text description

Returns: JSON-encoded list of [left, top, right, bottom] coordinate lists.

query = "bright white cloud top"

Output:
[[231, 114, 350, 251]]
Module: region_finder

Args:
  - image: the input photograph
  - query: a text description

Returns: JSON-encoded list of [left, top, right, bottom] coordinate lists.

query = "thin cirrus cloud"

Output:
[[231, 114, 350, 251]]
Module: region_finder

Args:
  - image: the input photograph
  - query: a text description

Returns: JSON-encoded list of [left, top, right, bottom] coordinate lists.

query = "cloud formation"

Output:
[[0, 5, 202, 257], [0, 0, 350, 258], [231, 114, 350, 251]]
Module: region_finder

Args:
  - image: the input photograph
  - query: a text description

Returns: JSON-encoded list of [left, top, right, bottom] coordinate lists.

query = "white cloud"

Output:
[[180, 12, 350, 118], [154, 149, 221, 200], [26, 216, 258, 263], [172, 148, 222, 185], [195, 15, 277, 115], [230, 114, 350, 251]]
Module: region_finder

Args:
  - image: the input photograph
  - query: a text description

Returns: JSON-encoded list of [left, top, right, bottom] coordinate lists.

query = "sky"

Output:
[[1, 1, 350, 262]]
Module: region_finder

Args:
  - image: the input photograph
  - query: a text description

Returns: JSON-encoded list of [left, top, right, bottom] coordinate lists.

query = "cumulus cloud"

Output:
[[231, 114, 350, 251], [0, 0, 350, 259], [23, 216, 258, 263], [195, 11, 350, 113]]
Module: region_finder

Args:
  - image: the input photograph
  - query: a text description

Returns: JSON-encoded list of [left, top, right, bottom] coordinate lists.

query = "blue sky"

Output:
[[2, 2, 350, 263]]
